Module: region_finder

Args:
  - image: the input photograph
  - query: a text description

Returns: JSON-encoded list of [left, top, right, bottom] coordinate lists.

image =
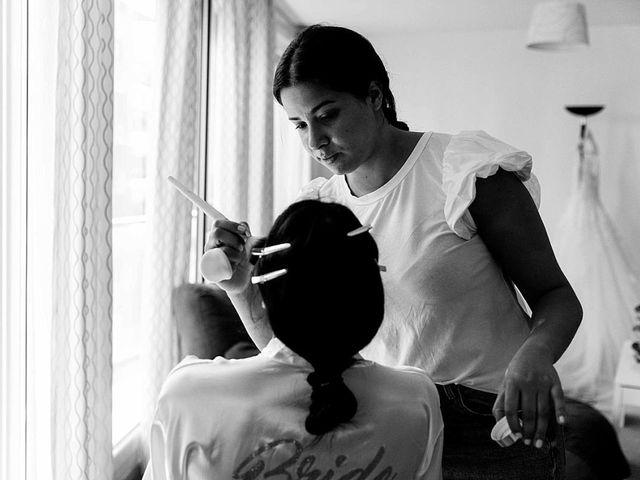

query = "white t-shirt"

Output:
[[143, 337, 443, 480], [298, 131, 540, 393]]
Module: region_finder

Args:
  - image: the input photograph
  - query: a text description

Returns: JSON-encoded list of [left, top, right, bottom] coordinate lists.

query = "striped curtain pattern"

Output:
[[51, 1, 115, 479], [139, 0, 204, 453], [207, 0, 275, 237]]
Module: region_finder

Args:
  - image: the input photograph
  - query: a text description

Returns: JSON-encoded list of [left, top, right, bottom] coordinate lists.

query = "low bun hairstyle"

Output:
[[273, 24, 409, 131], [255, 200, 384, 435]]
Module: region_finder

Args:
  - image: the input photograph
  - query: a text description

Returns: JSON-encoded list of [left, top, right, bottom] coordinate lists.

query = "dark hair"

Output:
[[255, 200, 384, 435], [273, 24, 409, 131]]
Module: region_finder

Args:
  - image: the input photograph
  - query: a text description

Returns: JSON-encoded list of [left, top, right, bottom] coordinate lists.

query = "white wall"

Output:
[[371, 25, 640, 270]]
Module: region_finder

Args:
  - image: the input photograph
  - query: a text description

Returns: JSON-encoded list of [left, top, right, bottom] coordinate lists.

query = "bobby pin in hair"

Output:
[[378, 264, 387, 272], [251, 243, 291, 257], [346, 224, 373, 237], [251, 268, 288, 284]]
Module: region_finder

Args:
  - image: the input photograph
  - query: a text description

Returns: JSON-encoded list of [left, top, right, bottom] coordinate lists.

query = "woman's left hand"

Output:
[[469, 168, 579, 448], [493, 343, 566, 448]]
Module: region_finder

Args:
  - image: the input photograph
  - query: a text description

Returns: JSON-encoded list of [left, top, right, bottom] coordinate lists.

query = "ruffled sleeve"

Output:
[[442, 130, 541, 240]]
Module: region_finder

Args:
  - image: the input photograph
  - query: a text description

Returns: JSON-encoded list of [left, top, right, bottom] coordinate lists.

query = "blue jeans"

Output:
[[437, 384, 565, 480]]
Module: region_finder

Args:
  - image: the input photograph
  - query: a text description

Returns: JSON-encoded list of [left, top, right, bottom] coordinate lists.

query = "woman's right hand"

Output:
[[204, 221, 273, 349], [204, 220, 262, 294]]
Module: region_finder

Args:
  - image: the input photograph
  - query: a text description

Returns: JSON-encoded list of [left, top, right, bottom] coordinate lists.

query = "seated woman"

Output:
[[143, 200, 444, 480]]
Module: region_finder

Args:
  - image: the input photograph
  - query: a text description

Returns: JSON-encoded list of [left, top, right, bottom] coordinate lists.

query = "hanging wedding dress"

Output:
[[553, 127, 640, 415]]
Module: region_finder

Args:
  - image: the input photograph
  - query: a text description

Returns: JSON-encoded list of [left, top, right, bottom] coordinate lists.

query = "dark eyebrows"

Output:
[[288, 100, 336, 121]]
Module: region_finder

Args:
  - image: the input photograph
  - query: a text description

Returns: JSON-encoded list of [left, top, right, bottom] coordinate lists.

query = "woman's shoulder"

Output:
[[295, 175, 343, 203], [359, 361, 439, 399], [438, 130, 540, 239], [167, 354, 240, 375], [159, 355, 269, 400], [442, 130, 532, 168], [408, 129, 526, 160]]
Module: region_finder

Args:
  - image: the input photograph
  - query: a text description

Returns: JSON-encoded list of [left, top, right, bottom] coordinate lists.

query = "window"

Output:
[[17, 2, 312, 479], [112, 0, 159, 446]]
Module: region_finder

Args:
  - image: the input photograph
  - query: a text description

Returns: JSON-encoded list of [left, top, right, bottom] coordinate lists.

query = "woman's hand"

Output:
[[493, 343, 566, 448], [204, 220, 273, 349], [204, 220, 263, 294]]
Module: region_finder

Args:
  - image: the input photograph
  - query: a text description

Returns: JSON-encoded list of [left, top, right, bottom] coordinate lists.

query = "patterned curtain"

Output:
[[51, 1, 114, 479], [207, 0, 275, 236], [138, 0, 204, 455], [138, 0, 277, 462]]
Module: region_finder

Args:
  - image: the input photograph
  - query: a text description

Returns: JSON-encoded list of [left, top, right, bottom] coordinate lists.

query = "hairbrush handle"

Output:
[[168, 176, 227, 221]]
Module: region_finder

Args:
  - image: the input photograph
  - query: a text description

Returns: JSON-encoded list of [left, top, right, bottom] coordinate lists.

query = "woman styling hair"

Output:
[[144, 200, 443, 479], [209, 24, 582, 480]]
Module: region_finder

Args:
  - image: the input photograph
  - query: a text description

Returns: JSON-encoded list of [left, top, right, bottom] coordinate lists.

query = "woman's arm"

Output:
[[227, 285, 274, 350], [205, 221, 274, 349], [469, 168, 583, 448]]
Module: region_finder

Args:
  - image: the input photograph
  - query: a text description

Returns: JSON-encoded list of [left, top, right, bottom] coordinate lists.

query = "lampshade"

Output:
[[527, 2, 589, 50]]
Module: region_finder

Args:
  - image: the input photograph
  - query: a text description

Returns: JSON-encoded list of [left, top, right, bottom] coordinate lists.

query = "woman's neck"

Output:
[[346, 128, 423, 197]]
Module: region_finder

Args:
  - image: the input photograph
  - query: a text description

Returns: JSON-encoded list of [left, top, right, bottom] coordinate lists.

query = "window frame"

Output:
[[111, 0, 210, 476], [0, 0, 28, 479]]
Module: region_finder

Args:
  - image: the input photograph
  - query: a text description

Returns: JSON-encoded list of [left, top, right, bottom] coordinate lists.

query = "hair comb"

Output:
[[251, 243, 291, 257], [346, 224, 372, 237], [251, 268, 288, 284]]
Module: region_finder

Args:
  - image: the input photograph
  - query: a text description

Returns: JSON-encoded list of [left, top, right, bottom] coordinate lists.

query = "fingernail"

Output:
[[524, 439, 531, 446], [535, 439, 543, 449], [515, 433, 523, 440], [237, 224, 247, 233], [558, 415, 566, 425]]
